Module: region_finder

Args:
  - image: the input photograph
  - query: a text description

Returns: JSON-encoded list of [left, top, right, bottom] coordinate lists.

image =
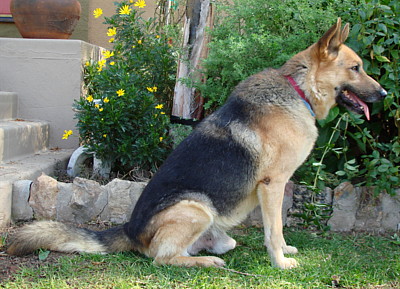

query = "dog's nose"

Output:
[[380, 89, 387, 98]]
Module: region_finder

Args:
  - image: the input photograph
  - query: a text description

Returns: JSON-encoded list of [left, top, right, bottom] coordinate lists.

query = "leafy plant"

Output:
[[391, 233, 400, 246], [293, 202, 332, 232], [74, 1, 178, 173], [195, 0, 343, 112]]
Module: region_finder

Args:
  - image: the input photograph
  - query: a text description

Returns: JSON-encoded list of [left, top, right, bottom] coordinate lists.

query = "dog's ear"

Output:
[[317, 18, 348, 59], [341, 23, 350, 43]]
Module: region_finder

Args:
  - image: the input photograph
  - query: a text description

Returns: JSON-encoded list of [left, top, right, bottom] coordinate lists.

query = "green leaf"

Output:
[[336, 170, 346, 176], [38, 250, 50, 261], [375, 55, 391, 63]]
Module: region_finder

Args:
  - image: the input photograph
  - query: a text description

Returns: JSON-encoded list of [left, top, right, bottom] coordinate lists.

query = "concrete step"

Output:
[[0, 148, 73, 227], [0, 148, 73, 183], [0, 119, 49, 163], [0, 92, 18, 120]]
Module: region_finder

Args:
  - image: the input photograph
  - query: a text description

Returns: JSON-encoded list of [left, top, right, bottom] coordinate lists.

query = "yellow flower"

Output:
[[117, 89, 125, 96], [160, 111, 165, 115], [102, 50, 114, 59], [86, 95, 94, 102], [137, 39, 142, 44], [62, 130, 73, 140], [134, 0, 146, 8], [103, 134, 107, 138], [98, 59, 106, 67], [107, 27, 117, 37], [109, 38, 115, 43], [132, 45, 136, 48], [147, 86, 158, 93], [159, 137, 163, 142], [103, 97, 110, 103], [155, 104, 163, 109], [119, 5, 132, 15], [99, 107, 104, 112], [93, 8, 103, 18], [85, 61, 90, 66], [110, 61, 115, 66], [97, 59, 106, 71], [156, 35, 160, 39]]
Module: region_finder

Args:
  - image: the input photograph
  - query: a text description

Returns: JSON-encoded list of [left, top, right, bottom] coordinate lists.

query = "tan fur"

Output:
[[139, 200, 225, 267], [7, 221, 107, 255]]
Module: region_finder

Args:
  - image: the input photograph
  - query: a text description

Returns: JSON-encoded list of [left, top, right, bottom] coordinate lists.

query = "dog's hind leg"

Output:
[[145, 200, 226, 267], [188, 228, 237, 255], [257, 181, 299, 269]]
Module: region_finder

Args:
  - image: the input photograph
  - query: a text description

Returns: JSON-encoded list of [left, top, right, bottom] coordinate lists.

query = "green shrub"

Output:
[[74, 1, 177, 173], [196, 0, 343, 112]]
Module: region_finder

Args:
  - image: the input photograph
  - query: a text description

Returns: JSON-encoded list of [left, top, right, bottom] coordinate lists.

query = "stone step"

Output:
[[0, 119, 49, 163], [0, 148, 73, 227], [0, 92, 18, 121]]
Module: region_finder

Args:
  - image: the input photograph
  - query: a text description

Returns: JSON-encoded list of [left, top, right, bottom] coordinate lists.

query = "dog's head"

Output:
[[291, 18, 387, 120]]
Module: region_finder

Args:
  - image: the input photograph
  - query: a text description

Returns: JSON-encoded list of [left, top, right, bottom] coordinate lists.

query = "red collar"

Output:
[[284, 75, 315, 117]]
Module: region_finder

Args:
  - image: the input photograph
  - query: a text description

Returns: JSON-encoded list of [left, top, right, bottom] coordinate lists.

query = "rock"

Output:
[[56, 182, 74, 222], [328, 182, 359, 232], [353, 187, 383, 232], [0, 181, 12, 227], [69, 177, 108, 224], [12, 180, 33, 221], [101, 179, 146, 224], [29, 173, 59, 220], [381, 189, 400, 231]]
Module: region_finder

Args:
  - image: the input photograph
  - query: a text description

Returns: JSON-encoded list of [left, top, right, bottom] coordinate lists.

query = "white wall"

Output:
[[0, 38, 102, 149]]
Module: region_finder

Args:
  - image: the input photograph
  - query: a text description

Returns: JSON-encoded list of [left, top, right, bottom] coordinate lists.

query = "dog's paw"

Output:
[[155, 255, 225, 267], [274, 257, 299, 269], [282, 245, 298, 254], [201, 256, 226, 267]]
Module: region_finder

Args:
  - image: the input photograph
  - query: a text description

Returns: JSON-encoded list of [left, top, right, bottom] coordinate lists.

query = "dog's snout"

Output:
[[379, 89, 387, 98]]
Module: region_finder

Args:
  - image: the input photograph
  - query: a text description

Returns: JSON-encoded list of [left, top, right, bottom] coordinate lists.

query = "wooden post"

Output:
[[172, 0, 214, 120]]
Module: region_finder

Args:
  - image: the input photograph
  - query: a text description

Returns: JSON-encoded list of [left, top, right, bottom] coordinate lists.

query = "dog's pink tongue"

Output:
[[355, 97, 370, 121], [350, 92, 370, 120], [361, 101, 370, 121]]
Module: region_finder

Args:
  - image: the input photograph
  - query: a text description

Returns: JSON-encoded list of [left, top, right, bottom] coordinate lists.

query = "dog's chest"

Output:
[[253, 109, 318, 178]]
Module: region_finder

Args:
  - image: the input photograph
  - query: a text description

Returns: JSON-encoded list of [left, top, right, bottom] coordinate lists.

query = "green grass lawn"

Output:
[[2, 227, 399, 289]]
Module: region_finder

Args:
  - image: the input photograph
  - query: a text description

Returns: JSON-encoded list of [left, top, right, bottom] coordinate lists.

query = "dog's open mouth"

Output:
[[338, 89, 370, 120]]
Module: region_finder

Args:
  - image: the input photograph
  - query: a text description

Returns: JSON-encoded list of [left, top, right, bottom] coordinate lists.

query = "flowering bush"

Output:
[[73, 0, 177, 173]]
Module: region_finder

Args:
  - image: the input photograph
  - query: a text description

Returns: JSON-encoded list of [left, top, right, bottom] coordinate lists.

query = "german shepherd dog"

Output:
[[8, 19, 386, 269]]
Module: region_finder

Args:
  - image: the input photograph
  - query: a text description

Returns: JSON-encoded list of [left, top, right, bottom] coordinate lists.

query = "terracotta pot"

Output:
[[10, 0, 81, 39]]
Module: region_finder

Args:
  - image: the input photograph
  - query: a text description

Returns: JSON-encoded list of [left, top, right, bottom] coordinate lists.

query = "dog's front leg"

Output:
[[257, 181, 299, 269]]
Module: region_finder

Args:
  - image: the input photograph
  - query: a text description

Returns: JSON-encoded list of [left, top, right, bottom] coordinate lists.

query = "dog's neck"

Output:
[[284, 75, 315, 117]]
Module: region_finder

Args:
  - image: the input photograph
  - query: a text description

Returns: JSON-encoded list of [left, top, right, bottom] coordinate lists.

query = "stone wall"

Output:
[[10, 174, 400, 233]]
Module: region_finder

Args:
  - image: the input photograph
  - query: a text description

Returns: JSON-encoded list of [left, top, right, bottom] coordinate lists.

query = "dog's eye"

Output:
[[351, 65, 360, 72]]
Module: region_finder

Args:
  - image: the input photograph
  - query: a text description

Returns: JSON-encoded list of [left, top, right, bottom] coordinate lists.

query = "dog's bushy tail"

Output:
[[7, 221, 133, 256]]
